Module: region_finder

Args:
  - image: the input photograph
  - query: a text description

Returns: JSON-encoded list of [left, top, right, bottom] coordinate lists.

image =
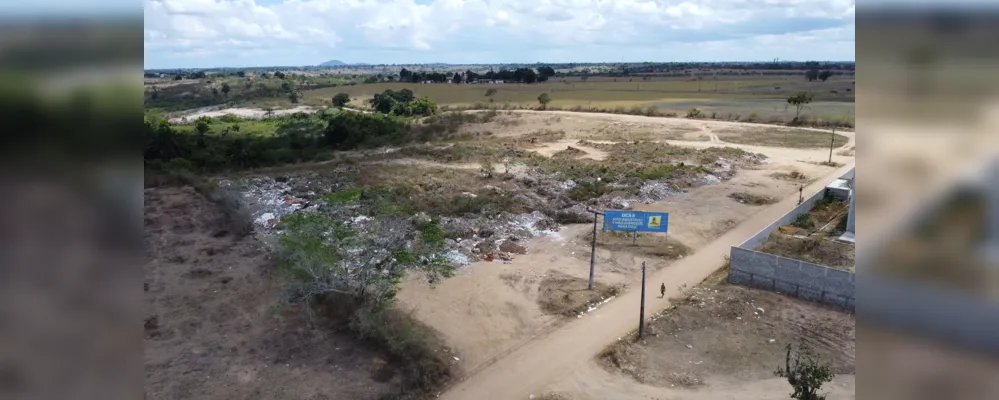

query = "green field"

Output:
[[299, 75, 855, 126]]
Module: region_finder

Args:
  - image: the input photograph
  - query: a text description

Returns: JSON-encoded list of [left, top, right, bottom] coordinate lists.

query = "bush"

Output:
[[792, 213, 814, 229], [775, 343, 835, 400]]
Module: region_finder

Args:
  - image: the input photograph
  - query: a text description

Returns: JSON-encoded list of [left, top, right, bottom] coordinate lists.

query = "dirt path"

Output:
[[437, 162, 856, 400]]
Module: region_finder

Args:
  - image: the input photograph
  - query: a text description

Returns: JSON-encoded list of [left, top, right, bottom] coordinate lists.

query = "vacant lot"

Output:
[[598, 271, 855, 391]]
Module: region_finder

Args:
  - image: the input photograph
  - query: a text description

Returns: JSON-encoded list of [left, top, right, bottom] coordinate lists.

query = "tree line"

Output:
[[399, 66, 557, 84], [144, 111, 412, 172]]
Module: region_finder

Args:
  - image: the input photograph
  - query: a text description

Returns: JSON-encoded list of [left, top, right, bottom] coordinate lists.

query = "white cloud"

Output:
[[144, 0, 855, 68]]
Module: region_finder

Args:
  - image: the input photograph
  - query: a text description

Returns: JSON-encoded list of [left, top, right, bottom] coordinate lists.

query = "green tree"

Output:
[[332, 92, 351, 108], [410, 97, 438, 117], [537, 92, 551, 110], [774, 343, 835, 400], [195, 117, 211, 137], [805, 69, 819, 82], [211, 87, 219, 97], [289, 91, 300, 103], [275, 213, 454, 313], [786, 91, 813, 122], [221, 82, 231, 97], [818, 70, 833, 82]]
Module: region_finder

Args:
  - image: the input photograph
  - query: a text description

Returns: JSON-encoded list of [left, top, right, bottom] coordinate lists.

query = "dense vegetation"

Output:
[[144, 110, 411, 172]]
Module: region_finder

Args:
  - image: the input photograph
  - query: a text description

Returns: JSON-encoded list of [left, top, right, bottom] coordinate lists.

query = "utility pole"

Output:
[[588, 208, 603, 290], [828, 127, 836, 164], [639, 261, 647, 339]]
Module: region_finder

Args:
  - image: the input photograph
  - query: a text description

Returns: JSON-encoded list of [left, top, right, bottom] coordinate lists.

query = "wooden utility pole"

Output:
[[639, 261, 647, 339], [828, 127, 836, 164], [587, 208, 603, 290]]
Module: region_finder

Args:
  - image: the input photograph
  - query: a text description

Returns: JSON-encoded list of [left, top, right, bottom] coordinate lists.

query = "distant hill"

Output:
[[319, 60, 347, 66]]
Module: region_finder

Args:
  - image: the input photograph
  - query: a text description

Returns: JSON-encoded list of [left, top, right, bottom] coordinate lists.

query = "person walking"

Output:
[[660, 283, 666, 298]]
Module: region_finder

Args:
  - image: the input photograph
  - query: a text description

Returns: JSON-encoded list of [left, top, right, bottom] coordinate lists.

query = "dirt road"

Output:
[[438, 162, 856, 400]]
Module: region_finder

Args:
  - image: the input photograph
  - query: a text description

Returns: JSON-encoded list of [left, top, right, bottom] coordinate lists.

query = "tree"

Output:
[[275, 213, 454, 313], [332, 93, 351, 108], [221, 82, 231, 98], [452, 72, 462, 84], [805, 69, 819, 82], [410, 97, 438, 117], [484, 88, 497, 97], [537, 92, 551, 110], [211, 87, 219, 97], [774, 343, 835, 400], [818, 70, 833, 82], [289, 91, 300, 103], [786, 91, 813, 122]]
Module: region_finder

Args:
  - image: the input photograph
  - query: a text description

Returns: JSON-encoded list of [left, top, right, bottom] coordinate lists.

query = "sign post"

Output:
[[594, 209, 667, 292]]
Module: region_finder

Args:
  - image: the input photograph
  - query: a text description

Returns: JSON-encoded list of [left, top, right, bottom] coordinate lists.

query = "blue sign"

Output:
[[603, 210, 669, 233]]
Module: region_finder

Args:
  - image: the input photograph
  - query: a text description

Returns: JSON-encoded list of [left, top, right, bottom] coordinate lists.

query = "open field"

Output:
[[296, 76, 854, 127]]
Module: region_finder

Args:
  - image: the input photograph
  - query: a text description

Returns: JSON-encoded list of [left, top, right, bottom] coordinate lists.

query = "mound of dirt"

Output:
[[552, 146, 587, 159], [537, 271, 620, 317]]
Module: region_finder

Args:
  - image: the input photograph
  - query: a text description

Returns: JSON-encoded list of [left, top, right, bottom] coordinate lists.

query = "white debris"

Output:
[[255, 213, 276, 227], [768, 339, 776, 343], [686, 344, 693, 349], [756, 307, 765, 313]]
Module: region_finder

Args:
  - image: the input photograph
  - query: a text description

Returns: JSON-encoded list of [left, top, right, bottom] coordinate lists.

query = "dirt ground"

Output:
[[597, 270, 854, 389], [395, 111, 855, 379], [144, 187, 399, 400]]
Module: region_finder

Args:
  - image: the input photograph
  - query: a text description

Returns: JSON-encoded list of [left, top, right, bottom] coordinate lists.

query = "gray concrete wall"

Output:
[[729, 247, 855, 311]]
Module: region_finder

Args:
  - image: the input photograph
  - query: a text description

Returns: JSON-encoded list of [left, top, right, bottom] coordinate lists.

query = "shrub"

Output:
[[775, 343, 835, 400]]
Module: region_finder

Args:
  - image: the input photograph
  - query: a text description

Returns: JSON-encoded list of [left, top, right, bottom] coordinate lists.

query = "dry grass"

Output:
[[769, 170, 809, 183], [757, 233, 855, 271], [728, 192, 778, 206], [582, 230, 692, 261], [537, 271, 621, 317], [714, 127, 849, 149]]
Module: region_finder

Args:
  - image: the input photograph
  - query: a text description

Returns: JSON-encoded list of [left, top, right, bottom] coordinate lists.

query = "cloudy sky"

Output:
[[143, 0, 855, 69]]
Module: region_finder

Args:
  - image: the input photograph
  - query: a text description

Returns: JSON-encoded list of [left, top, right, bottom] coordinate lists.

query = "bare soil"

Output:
[[598, 271, 855, 389], [144, 186, 398, 400], [536, 271, 621, 317]]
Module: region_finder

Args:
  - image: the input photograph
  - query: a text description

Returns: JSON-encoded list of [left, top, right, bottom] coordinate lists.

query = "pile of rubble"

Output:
[[439, 211, 562, 266]]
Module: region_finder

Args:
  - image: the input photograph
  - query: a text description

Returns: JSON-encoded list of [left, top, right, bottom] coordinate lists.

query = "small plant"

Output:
[[774, 343, 835, 400], [484, 88, 498, 97], [480, 162, 496, 178], [686, 108, 702, 118], [792, 213, 814, 229]]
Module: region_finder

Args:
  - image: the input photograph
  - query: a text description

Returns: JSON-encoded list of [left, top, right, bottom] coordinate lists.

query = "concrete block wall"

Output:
[[729, 247, 855, 311]]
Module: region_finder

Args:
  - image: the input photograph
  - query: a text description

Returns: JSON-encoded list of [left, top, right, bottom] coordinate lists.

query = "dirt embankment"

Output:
[[144, 186, 403, 400]]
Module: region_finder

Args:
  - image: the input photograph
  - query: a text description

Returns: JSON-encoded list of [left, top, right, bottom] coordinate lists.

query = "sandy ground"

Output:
[[435, 161, 854, 400], [144, 187, 399, 400], [383, 111, 856, 398]]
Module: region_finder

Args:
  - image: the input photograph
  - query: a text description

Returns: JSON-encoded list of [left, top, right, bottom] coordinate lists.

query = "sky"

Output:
[[143, 0, 856, 69]]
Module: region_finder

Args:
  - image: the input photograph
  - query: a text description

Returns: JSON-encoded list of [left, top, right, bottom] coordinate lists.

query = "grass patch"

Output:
[[586, 230, 692, 260], [714, 127, 849, 149]]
